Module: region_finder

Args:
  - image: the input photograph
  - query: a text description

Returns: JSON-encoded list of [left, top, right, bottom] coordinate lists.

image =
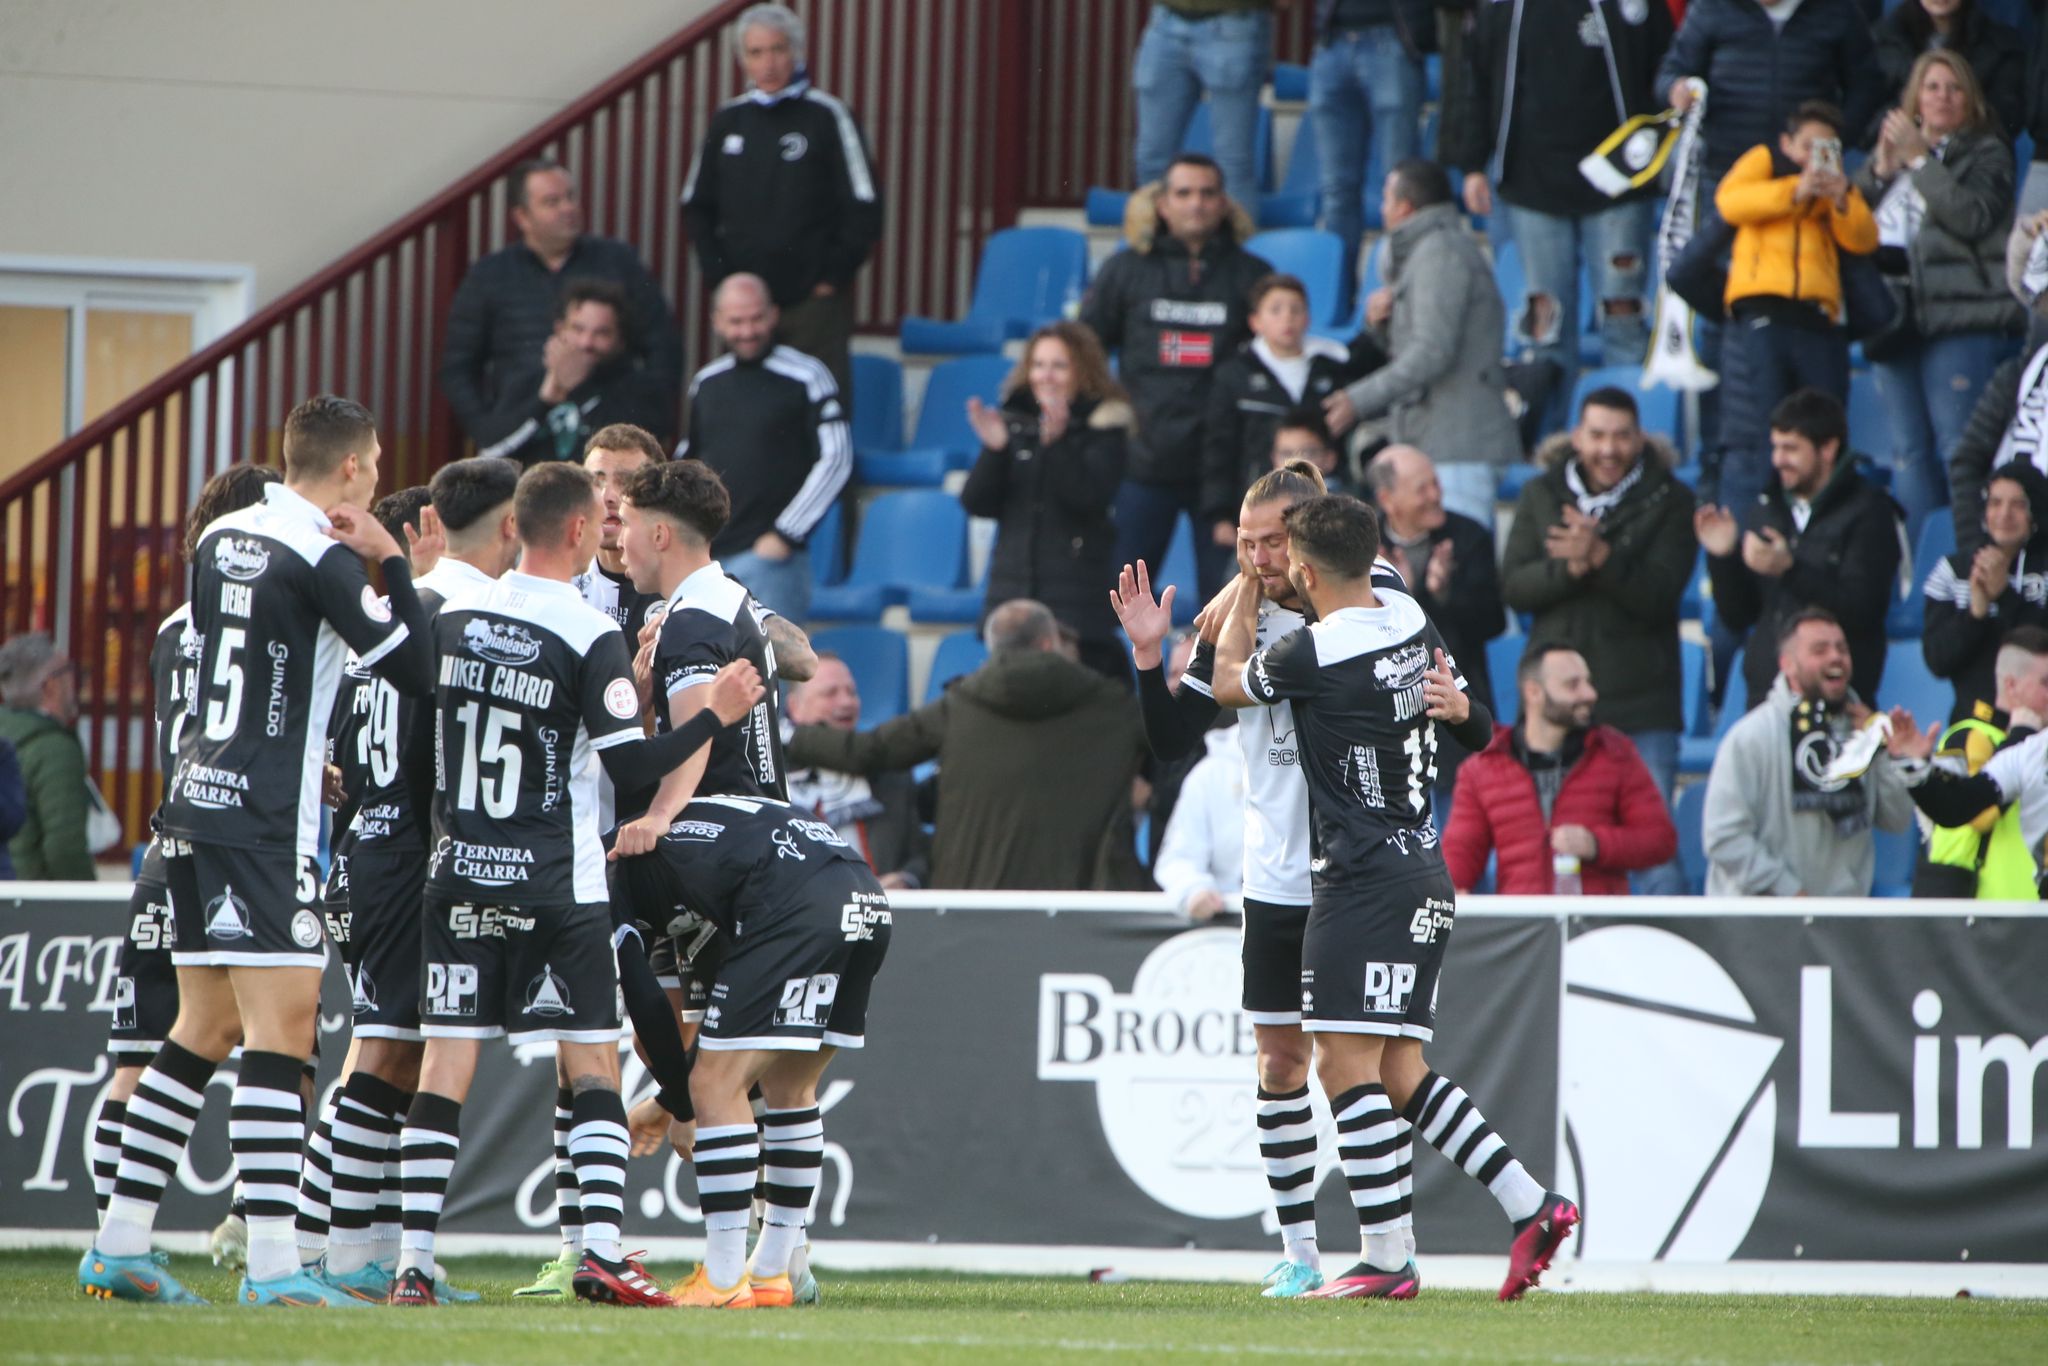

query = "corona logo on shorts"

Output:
[[1560, 925, 1780, 1261], [1037, 928, 1337, 1223]]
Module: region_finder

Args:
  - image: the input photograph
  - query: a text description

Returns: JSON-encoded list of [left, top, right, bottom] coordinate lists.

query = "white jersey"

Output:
[[1181, 598, 1312, 906], [1981, 729, 2048, 853]]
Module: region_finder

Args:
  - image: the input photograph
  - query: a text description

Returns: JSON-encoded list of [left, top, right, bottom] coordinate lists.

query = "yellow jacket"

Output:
[[1715, 144, 1878, 320]]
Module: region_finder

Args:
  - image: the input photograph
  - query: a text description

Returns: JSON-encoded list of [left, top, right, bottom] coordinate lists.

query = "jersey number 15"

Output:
[[452, 700, 522, 818]]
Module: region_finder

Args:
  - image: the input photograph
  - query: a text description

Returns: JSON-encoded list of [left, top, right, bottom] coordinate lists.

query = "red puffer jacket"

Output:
[[1443, 725, 1677, 895]]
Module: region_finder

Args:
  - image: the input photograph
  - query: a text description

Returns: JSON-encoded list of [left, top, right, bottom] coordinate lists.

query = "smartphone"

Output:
[[1812, 137, 1843, 176]]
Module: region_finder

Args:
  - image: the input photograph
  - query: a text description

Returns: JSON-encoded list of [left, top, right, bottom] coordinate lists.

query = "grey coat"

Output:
[[1341, 203, 1522, 469], [1853, 128, 2025, 340]]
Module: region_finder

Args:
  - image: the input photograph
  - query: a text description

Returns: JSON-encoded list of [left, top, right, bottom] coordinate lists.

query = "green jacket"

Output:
[[1500, 437, 1698, 734], [783, 649, 1148, 892], [0, 705, 95, 880]]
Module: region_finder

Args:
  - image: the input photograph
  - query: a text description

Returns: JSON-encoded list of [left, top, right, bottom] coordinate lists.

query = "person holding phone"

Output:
[[1710, 100, 1879, 523]]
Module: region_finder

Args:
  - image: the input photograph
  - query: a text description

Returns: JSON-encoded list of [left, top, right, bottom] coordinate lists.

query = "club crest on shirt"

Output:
[[1373, 642, 1429, 691], [214, 536, 270, 582], [464, 618, 543, 666]]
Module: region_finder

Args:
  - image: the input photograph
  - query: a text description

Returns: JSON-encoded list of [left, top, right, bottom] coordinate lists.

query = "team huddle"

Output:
[[81, 395, 1572, 1312], [83, 397, 886, 1309]]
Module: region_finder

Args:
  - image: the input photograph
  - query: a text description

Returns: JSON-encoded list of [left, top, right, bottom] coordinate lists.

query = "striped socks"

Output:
[[231, 1050, 311, 1283], [693, 1123, 761, 1288], [752, 1106, 824, 1278], [1256, 1086, 1321, 1270], [567, 1090, 630, 1262], [99, 1043, 216, 1257]]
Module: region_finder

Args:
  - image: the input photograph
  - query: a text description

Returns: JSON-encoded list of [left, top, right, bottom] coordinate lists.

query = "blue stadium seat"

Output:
[[1245, 228, 1346, 325], [1272, 62, 1309, 102], [1494, 240, 1526, 354], [1718, 650, 1749, 734], [809, 501, 846, 588], [1570, 365, 1683, 448], [900, 227, 1089, 355], [810, 625, 909, 728], [1887, 516, 1956, 640], [1872, 825, 1919, 899], [1084, 103, 1274, 225], [1496, 464, 1538, 504], [925, 630, 989, 702], [1258, 115, 1320, 228], [808, 491, 970, 620], [1674, 782, 1709, 895], [1847, 369, 1886, 459], [847, 355, 947, 486], [1487, 634, 1525, 728], [1879, 648, 1953, 729], [907, 554, 989, 623], [1156, 514, 1200, 627], [1314, 236, 1385, 342], [1678, 639, 1717, 774], [897, 354, 1014, 475]]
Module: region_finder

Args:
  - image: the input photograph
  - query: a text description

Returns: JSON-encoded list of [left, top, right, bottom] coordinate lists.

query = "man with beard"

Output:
[[1442, 644, 1675, 896], [475, 280, 675, 467], [576, 425, 669, 639], [1703, 608, 1913, 896]]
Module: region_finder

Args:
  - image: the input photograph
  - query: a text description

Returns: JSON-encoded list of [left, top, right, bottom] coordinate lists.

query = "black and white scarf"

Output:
[[1565, 458, 1644, 520], [1790, 697, 1867, 829], [1994, 343, 2048, 476]]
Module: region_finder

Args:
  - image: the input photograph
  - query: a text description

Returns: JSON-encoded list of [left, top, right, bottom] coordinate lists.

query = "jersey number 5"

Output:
[[453, 700, 523, 818], [202, 627, 247, 741]]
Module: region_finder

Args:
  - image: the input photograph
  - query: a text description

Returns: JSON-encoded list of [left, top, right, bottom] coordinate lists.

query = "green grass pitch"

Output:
[[5, 1250, 2046, 1364]]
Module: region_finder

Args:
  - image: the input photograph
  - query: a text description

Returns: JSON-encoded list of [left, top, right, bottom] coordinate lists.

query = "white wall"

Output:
[[0, 0, 726, 305]]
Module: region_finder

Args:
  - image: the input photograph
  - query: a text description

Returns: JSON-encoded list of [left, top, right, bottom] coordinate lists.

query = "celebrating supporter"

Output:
[[1443, 644, 1677, 897], [1853, 50, 2025, 543], [442, 159, 681, 447], [785, 600, 1149, 891], [783, 654, 930, 890], [1703, 609, 1913, 897], [471, 279, 675, 466], [1503, 387, 1696, 892], [1324, 160, 1523, 526], [1084, 153, 1273, 601], [1923, 463, 2048, 723], [681, 3, 881, 401], [961, 321, 1133, 680], [1696, 389, 1903, 708], [678, 273, 852, 623], [1870, 0, 2024, 144]]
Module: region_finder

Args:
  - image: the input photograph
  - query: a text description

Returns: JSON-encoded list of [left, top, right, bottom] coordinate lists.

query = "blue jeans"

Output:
[[1622, 726, 1687, 896], [722, 547, 811, 624], [1717, 314, 1849, 520], [1111, 480, 1233, 603], [1133, 6, 1271, 209], [1502, 199, 1656, 425], [1875, 330, 2020, 545], [1311, 27, 1424, 303], [1433, 461, 1501, 530]]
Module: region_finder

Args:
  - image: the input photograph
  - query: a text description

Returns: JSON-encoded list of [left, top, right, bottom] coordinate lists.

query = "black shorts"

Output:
[[700, 863, 891, 1054], [1241, 897, 1311, 1025], [109, 872, 179, 1057], [166, 840, 327, 969], [647, 930, 726, 1021], [610, 848, 723, 1021], [1300, 870, 1455, 1041], [340, 844, 428, 1040], [419, 896, 620, 1045]]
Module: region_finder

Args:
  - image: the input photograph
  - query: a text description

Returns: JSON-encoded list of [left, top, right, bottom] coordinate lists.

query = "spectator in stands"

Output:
[[1450, 0, 1672, 414], [1324, 159, 1522, 526], [1444, 643, 1677, 895], [1698, 389, 1903, 707], [1659, 0, 1882, 191], [679, 272, 851, 622], [441, 157, 681, 448], [1712, 101, 1878, 521], [961, 321, 1133, 680], [0, 633, 93, 881], [782, 653, 929, 889], [470, 279, 674, 466], [0, 738, 25, 880], [1308, 0, 1431, 305], [1703, 608, 1913, 896], [1129, 1, 1273, 211], [1924, 463, 2048, 721], [1200, 274, 1352, 545], [1084, 153, 1272, 600], [1264, 406, 1355, 498], [1907, 625, 2048, 897], [681, 3, 881, 403], [1855, 50, 2025, 544], [1153, 720, 1245, 921], [1947, 213, 2048, 552], [1502, 387, 1696, 887], [1871, 1, 2024, 144], [1365, 444, 1506, 799], [782, 599, 1148, 890]]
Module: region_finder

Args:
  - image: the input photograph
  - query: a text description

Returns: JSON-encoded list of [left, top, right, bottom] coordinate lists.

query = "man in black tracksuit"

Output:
[[442, 159, 682, 451], [680, 274, 852, 624], [681, 6, 881, 404], [1081, 156, 1272, 600]]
